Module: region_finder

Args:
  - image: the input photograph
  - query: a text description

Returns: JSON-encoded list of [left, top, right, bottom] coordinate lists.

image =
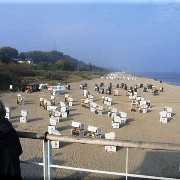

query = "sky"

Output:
[[0, 0, 180, 73]]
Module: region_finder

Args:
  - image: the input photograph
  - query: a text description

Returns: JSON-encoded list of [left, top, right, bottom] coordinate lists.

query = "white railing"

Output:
[[17, 131, 180, 180]]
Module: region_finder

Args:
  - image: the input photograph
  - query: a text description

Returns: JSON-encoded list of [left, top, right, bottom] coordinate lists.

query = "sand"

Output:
[[1, 73, 180, 179]]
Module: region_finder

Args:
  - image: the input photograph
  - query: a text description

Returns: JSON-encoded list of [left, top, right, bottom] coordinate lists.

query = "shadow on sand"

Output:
[[129, 150, 180, 179]]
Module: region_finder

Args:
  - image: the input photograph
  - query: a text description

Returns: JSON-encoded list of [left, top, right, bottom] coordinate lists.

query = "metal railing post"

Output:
[[126, 148, 129, 180], [43, 140, 52, 180], [48, 141, 52, 180]]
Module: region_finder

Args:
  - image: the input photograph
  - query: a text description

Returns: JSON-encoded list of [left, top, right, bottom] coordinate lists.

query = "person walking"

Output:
[[0, 100, 22, 179]]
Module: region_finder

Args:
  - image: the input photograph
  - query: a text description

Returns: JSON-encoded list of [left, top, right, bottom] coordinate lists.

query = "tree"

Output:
[[79, 63, 88, 71], [54, 59, 76, 71], [54, 60, 65, 70], [35, 62, 51, 70], [19, 51, 48, 63], [46, 50, 64, 62], [87, 63, 93, 71], [18, 52, 26, 60], [0, 46, 19, 63]]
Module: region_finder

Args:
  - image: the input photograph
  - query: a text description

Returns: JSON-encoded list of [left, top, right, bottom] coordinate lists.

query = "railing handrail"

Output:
[[17, 131, 180, 151]]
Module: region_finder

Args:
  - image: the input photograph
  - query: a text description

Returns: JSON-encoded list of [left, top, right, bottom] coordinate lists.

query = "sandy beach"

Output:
[[1, 73, 180, 179]]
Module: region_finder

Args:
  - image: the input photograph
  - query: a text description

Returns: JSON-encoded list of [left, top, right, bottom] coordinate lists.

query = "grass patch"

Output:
[[19, 71, 105, 87]]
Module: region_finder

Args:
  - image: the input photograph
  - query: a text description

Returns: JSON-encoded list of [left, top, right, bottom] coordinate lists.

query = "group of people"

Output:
[[0, 100, 22, 179]]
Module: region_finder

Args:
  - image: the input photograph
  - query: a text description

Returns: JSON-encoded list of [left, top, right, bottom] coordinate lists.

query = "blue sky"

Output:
[[0, 1, 180, 73]]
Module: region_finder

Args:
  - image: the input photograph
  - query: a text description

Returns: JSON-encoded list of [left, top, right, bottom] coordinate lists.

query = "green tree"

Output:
[[46, 50, 64, 62], [0, 46, 19, 63], [19, 51, 48, 63], [18, 52, 26, 60], [35, 62, 51, 70], [54, 60, 65, 70]]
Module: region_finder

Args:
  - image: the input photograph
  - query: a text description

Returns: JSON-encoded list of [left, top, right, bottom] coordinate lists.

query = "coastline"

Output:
[[133, 71, 180, 87], [1, 73, 180, 179]]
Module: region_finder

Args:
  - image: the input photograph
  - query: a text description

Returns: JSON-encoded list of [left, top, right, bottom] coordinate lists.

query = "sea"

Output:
[[133, 72, 180, 87]]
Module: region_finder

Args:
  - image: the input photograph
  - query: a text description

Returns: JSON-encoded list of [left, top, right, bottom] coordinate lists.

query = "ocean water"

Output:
[[134, 72, 180, 87]]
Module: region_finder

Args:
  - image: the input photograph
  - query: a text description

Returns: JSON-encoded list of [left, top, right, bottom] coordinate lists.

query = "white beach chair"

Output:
[[105, 132, 116, 152], [159, 111, 168, 123]]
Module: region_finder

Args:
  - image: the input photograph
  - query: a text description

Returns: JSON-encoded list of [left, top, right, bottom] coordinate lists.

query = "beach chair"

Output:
[[131, 101, 138, 112], [113, 89, 119, 96], [107, 97, 112, 105], [111, 116, 122, 128], [5, 107, 11, 120], [71, 121, 85, 137], [40, 97, 44, 106], [88, 95, 94, 102], [153, 89, 159, 96], [112, 121, 120, 128], [164, 106, 173, 118], [43, 98, 48, 110], [159, 111, 168, 123], [50, 95, 56, 105], [50, 130, 61, 148], [105, 132, 116, 152], [143, 87, 147, 92], [21, 110, 28, 117], [20, 110, 28, 123], [17, 94, 23, 105], [20, 117, 28, 123], [159, 86, 164, 92], [49, 116, 59, 126], [87, 126, 102, 138], [139, 101, 148, 113], [60, 101, 66, 107], [48, 125, 56, 134], [119, 112, 127, 123]]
